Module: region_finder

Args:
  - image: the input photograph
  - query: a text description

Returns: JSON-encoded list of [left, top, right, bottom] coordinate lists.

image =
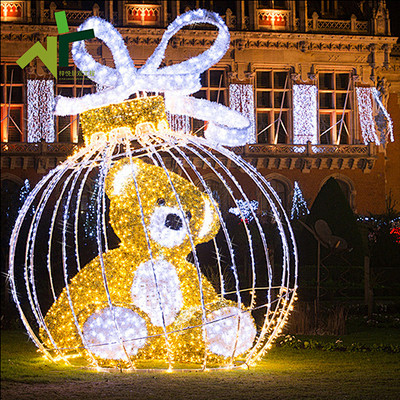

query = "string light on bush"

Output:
[[27, 80, 55, 143], [9, 10, 298, 371], [292, 84, 318, 144]]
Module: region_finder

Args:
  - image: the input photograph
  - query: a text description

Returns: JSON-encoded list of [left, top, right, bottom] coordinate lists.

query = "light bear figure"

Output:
[[41, 157, 257, 366]]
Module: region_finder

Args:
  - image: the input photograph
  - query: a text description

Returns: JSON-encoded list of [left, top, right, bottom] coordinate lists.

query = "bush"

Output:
[[298, 177, 364, 266]]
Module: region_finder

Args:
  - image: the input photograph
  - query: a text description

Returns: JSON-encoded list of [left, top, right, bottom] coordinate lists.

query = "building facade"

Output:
[[1, 0, 399, 216]]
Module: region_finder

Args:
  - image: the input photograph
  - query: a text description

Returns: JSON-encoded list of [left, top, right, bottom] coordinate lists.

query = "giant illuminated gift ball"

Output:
[[8, 10, 297, 371]]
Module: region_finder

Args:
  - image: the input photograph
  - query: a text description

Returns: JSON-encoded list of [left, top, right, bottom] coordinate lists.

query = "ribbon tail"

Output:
[[165, 94, 251, 147]]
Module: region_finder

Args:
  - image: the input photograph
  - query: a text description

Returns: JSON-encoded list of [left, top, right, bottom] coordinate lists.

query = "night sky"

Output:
[[385, 0, 400, 41]]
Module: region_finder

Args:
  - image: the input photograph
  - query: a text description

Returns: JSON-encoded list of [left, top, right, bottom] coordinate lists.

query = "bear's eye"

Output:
[[157, 198, 165, 206], [186, 211, 192, 221]]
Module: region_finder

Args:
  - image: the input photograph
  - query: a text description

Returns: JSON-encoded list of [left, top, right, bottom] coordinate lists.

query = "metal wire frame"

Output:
[[8, 129, 297, 370]]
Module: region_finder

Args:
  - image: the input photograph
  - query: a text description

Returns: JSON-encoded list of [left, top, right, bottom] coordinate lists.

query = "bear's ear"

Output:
[[105, 159, 139, 198]]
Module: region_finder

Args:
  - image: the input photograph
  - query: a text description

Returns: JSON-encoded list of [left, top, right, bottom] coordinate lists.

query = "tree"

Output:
[[291, 181, 309, 220]]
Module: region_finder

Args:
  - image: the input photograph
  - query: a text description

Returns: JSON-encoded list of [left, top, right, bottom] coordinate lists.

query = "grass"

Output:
[[2, 330, 400, 400]]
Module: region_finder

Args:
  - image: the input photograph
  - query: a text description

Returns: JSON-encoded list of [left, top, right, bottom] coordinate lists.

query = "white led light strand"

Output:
[[229, 84, 256, 143], [356, 87, 379, 145], [166, 112, 190, 133], [293, 84, 318, 144], [372, 87, 394, 143], [53, 10, 252, 146], [290, 181, 309, 220], [229, 200, 259, 222], [356, 86, 394, 145], [27, 80, 55, 143]]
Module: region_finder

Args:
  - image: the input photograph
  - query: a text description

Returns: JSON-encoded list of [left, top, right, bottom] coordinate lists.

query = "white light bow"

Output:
[[54, 9, 251, 146]]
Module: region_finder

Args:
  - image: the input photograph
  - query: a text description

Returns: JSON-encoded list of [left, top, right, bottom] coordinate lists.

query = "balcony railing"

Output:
[[1, 142, 376, 157], [43, 3, 101, 24], [307, 13, 368, 34], [243, 142, 376, 157], [1, 142, 78, 154]]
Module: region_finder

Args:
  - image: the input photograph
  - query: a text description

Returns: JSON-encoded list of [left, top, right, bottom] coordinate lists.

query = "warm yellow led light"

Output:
[[79, 96, 168, 144], [41, 149, 255, 367]]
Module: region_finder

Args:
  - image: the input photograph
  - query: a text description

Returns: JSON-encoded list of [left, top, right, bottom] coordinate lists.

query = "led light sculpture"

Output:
[[9, 10, 297, 371]]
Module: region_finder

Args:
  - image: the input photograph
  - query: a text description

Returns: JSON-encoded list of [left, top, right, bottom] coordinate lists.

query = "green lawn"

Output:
[[1, 330, 400, 400]]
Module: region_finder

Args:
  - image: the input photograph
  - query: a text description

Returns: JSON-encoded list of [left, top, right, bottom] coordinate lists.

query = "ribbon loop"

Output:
[[54, 9, 252, 146]]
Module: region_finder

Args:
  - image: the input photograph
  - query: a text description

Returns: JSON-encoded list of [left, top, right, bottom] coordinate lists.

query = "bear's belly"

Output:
[[131, 259, 183, 326]]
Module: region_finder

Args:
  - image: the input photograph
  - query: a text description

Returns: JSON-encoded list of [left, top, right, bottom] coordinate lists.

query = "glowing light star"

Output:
[[27, 80, 55, 143], [9, 10, 298, 371], [229, 200, 259, 222], [293, 84, 318, 144]]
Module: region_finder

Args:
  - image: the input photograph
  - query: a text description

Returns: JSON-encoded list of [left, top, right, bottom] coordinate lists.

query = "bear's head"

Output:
[[105, 157, 220, 256]]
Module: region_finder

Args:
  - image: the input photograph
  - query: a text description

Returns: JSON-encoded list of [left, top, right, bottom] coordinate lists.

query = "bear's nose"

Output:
[[165, 213, 183, 231]]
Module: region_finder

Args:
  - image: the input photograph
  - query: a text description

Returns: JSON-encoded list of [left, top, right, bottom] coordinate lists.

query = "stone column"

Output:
[[236, 0, 245, 30], [298, 0, 308, 32], [248, 0, 257, 30], [105, 0, 113, 23]]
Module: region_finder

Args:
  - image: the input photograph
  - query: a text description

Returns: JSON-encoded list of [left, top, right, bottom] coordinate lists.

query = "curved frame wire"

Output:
[[8, 129, 297, 371]]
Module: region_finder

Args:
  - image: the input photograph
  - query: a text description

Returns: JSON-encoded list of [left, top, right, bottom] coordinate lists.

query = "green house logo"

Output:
[[16, 11, 95, 77]]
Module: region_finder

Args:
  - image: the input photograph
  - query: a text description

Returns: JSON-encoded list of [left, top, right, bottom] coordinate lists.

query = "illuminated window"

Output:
[[1, 1, 24, 22], [56, 66, 95, 143], [1, 64, 25, 142], [318, 72, 353, 145], [125, 3, 162, 26], [255, 70, 291, 144], [191, 68, 228, 135]]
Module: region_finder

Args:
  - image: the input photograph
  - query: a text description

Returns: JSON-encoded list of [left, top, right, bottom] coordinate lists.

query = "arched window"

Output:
[[269, 179, 289, 210], [320, 175, 356, 211], [260, 175, 292, 214], [204, 178, 231, 212], [336, 178, 351, 204]]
